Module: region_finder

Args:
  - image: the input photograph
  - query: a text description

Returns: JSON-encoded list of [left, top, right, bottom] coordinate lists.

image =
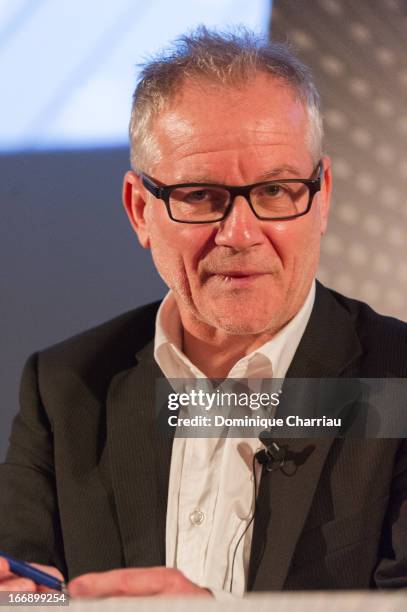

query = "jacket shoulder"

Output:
[[36, 301, 161, 397], [327, 286, 407, 375]]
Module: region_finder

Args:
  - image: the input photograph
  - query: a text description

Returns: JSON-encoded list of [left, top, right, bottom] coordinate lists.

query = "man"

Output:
[[0, 28, 406, 597]]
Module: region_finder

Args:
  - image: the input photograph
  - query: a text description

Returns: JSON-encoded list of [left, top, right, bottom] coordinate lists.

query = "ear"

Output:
[[122, 170, 151, 248], [318, 155, 332, 235]]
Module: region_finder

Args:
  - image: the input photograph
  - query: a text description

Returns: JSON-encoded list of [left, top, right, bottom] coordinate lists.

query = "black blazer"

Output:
[[1, 282, 407, 590]]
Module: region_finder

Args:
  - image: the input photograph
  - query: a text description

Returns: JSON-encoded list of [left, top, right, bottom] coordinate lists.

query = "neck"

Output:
[[181, 324, 277, 379]]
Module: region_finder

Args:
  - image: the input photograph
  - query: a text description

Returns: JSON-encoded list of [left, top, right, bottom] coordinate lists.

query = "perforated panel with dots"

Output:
[[272, 0, 407, 319]]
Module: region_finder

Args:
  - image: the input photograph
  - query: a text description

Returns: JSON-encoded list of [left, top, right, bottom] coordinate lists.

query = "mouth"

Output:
[[212, 272, 268, 287]]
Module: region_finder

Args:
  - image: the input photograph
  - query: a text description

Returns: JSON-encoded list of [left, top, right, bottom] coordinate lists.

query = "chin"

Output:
[[192, 292, 281, 334], [208, 311, 282, 336], [215, 323, 270, 335]]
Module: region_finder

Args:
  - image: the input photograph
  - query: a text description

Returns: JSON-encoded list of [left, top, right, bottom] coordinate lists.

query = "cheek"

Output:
[[264, 215, 321, 276], [144, 207, 182, 285], [149, 228, 184, 286], [269, 211, 321, 287], [146, 209, 213, 287]]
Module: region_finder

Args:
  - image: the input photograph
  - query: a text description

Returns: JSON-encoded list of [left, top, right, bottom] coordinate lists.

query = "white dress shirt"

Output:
[[154, 281, 315, 597]]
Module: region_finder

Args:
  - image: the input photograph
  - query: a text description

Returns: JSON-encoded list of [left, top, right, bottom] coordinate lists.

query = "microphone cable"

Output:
[[228, 453, 259, 593]]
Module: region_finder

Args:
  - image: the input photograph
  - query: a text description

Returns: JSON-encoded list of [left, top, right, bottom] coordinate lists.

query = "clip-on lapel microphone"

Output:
[[255, 430, 286, 471]]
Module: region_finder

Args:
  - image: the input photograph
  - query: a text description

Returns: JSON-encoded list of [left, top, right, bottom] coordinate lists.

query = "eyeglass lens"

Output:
[[169, 182, 311, 221]]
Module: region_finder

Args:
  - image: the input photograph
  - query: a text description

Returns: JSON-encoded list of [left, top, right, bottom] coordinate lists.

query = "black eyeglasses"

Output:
[[140, 161, 323, 224]]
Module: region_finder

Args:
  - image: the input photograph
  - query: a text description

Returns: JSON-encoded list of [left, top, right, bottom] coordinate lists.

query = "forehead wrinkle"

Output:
[[154, 108, 307, 157], [156, 146, 306, 184], [153, 136, 302, 176], [157, 127, 300, 159]]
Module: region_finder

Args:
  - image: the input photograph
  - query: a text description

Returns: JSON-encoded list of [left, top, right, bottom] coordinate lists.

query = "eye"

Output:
[[182, 188, 226, 207], [187, 189, 211, 202], [263, 184, 284, 197]]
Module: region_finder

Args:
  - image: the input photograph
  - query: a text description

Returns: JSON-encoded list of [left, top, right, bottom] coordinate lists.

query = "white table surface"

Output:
[[2, 591, 406, 612]]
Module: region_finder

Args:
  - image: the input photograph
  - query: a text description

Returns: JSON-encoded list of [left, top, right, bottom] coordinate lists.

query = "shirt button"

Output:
[[189, 509, 205, 526]]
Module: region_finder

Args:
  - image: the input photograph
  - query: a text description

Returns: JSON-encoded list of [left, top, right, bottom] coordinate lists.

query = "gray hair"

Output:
[[129, 26, 323, 171]]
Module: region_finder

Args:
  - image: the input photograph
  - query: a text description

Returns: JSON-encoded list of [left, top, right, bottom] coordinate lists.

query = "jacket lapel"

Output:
[[107, 340, 174, 568], [249, 282, 362, 590]]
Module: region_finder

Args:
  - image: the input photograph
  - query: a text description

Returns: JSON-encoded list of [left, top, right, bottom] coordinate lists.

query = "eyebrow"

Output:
[[177, 164, 304, 184], [256, 164, 304, 181]]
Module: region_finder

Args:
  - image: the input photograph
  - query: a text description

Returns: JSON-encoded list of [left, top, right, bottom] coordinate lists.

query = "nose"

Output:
[[215, 195, 265, 250]]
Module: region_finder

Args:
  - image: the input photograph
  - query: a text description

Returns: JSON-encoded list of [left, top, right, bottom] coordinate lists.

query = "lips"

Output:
[[209, 271, 268, 288], [216, 271, 264, 277], [202, 265, 271, 286]]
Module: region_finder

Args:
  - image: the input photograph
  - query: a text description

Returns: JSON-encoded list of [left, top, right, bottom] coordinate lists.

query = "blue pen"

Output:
[[0, 552, 67, 594]]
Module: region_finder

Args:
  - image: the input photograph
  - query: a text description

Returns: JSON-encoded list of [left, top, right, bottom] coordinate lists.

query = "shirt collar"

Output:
[[154, 280, 315, 381]]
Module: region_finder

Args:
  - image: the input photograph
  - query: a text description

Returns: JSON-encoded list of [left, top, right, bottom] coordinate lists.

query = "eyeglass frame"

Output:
[[139, 160, 324, 224]]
